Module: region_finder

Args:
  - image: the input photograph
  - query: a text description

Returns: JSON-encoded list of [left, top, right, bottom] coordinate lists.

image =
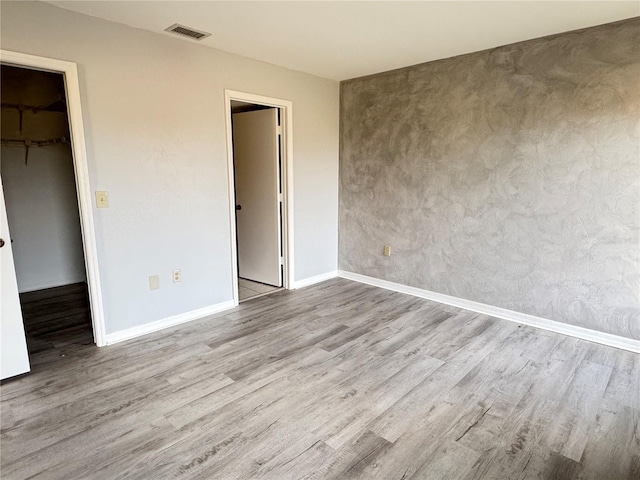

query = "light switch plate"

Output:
[[95, 191, 109, 208], [149, 275, 160, 290]]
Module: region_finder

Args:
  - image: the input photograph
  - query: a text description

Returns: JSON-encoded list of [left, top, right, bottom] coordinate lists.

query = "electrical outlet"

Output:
[[172, 269, 181, 283], [95, 191, 109, 208], [149, 275, 160, 290], [383, 245, 391, 256]]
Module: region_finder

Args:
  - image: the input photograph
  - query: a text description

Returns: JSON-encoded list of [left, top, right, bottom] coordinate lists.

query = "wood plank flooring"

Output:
[[19, 283, 93, 356], [1, 279, 638, 479]]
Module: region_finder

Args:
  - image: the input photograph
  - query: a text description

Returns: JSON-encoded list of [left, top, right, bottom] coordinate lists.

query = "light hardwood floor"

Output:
[[1, 279, 638, 479]]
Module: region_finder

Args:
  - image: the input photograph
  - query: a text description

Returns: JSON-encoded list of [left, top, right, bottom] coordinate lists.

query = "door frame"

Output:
[[0, 49, 107, 347], [224, 90, 294, 305]]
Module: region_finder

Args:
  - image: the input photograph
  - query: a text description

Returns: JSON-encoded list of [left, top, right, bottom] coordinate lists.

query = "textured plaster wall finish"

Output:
[[1, 1, 339, 335], [340, 19, 640, 340]]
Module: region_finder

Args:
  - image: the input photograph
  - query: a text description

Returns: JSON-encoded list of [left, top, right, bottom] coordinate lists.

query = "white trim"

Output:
[[224, 90, 294, 307], [293, 271, 338, 289], [104, 301, 235, 345], [0, 50, 107, 347], [339, 270, 640, 353]]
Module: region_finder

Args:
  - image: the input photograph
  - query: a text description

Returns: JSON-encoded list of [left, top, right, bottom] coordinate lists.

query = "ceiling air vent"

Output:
[[165, 24, 211, 41]]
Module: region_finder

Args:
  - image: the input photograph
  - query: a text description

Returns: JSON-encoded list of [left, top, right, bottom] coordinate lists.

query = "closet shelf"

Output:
[[2, 98, 67, 133], [1, 98, 67, 113]]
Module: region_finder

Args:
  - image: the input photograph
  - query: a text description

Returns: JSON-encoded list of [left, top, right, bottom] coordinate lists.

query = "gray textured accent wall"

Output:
[[339, 19, 640, 340]]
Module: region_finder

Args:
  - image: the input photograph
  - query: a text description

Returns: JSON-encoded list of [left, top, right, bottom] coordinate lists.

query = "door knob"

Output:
[[236, 205, 242, 211], [0, 238, 4, 248]]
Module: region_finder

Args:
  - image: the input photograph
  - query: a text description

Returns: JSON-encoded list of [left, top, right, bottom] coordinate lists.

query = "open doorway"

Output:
[[1, 65, 92, 363], [225, 91, 294, 304], [231, 101, 283, 302]]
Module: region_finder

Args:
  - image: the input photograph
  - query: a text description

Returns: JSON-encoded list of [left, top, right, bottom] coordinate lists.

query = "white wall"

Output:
[[0, 1, 339, 334], [1, 67, 86, 292]]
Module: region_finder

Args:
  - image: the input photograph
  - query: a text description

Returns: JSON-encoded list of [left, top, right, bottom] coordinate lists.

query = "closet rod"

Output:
[[1, 137, 70, 165]]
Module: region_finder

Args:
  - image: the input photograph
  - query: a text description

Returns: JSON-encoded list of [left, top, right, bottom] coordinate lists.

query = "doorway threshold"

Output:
[[239, 278, 281, 302]]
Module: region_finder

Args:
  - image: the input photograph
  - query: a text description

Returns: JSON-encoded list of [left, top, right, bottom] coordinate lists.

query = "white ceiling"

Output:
[[48, 1, 639, 81]]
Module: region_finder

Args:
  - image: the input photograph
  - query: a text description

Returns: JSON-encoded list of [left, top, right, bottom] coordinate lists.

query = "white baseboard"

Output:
[[104, 300, 235, 346], [293, 270, 338, 289], [338, 270, 640, 353]]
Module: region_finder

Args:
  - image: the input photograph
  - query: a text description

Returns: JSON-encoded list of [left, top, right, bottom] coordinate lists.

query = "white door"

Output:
[[233, 108, 282, 287], [0, 178, 30, 380]]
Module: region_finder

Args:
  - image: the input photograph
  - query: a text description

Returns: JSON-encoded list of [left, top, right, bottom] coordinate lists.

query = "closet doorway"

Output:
[[225, 91, 293, 304], [1, 65, 92, 359], [1, 51, 105, 380]]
